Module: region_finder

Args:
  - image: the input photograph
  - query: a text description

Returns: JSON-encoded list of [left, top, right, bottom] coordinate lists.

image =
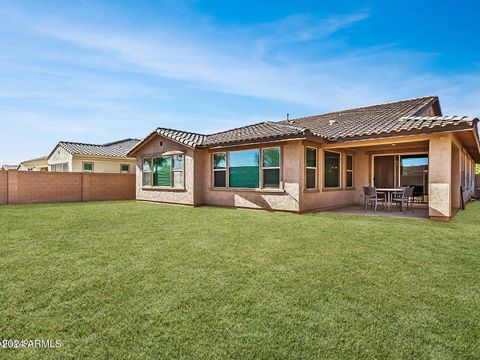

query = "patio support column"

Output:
[[428, 134, 452, 220]]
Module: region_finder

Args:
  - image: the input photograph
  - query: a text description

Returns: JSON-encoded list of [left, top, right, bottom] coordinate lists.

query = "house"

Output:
[[19, 156, 49, 171], [1, 165, 19, 171], [48, 138, 140, 173], [128, 96, 479, 220]]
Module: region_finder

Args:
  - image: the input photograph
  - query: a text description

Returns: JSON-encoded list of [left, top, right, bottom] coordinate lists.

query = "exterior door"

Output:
[[374, 156, 395, 188]]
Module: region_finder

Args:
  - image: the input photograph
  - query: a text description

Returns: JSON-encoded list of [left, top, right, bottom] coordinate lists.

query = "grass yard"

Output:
[[0, 201, 479, 359]]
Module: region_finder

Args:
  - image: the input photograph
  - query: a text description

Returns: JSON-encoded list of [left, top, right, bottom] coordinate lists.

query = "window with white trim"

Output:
[[211, 147, 282, 189], [213, 152, 226, 188], [305, 147, 317, 189], [262, 147, 280, 188], [346, 154, 353, 188]]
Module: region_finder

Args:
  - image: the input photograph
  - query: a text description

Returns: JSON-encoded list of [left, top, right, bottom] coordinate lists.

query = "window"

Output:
[[212, 147, 282, 189], [172, 155, 184, 188], [213, 152, 226, 187], [305, 147, 317, 189], [324, 151, 340, 188], [153, 156, 172, 187], [144, 155, 184, 188], [346, 154, 353, 188], [262, 147, 280, 188], [229, 150, 259, 188], [120, 164, 130, 173], [83, 162, 93, 172], [461, 152, 466, 188], [142, 158, 152, 186], [51, 162, 68, 172]]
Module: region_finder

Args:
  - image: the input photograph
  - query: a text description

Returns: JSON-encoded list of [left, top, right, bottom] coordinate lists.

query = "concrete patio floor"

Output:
[[329, 204, 429, 219]]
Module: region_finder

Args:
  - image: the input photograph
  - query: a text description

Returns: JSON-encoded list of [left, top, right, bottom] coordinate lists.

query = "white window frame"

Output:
[[82, 162, 94, 172], [346, 154, 354, 188], [142, 158, 152, 186], [149, 155, 185, 189], [305, 147, 318, 190], [212, 152, 227, 188], [120, 164, 130, 173], [261, 146, 281, 189]]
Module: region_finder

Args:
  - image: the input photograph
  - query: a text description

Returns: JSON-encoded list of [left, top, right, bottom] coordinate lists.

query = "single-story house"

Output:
[[19, 156, 49, 171], [1, 165, 19, 171], [128, 96, 479, 220], [48, 138, 140, 173]]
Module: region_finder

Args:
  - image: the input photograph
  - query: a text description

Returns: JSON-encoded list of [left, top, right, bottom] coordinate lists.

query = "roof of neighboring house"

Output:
[[129, 96, 479, 154], [21, 155, 48, 164], [1, 165, 19, 170], [50, 138, 141, 158]]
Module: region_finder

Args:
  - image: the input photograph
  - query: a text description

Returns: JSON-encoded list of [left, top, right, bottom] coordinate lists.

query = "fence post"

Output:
[[7, 170, 19, 205]]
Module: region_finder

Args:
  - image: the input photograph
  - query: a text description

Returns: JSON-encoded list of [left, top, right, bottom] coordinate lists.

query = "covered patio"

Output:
[[320, 131, 477, 220], [330, 204, 429, 219]]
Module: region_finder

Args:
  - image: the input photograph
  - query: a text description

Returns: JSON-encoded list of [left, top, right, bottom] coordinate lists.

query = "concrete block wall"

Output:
[[0, 170, 135, 205]]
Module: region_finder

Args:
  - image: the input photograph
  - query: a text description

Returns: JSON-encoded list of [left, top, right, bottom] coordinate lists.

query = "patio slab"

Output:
[[330, 204, 429, 219]]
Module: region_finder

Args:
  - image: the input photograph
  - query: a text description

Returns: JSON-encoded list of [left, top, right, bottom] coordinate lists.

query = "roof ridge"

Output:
[[157, 127, 206, 137], [284, 95, 438, 123], [103, 138, 140, 146], [21, 155, 48, 163], [207, 121, 272, 137]]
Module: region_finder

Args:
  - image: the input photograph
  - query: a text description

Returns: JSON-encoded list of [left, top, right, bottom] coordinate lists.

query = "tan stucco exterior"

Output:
[[132, 128, 478, 220], [19, 158, 49, 171], [48, 145, 136, 174]]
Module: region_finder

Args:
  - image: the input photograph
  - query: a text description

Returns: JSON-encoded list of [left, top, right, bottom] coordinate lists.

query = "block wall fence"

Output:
[[0, 170, 135, 205]]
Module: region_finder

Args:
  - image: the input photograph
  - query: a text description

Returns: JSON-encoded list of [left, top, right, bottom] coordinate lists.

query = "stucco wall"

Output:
[[300, 146, 370, 211], [72, 157, 136, 173], [198, 140, 302, 212], [48, 146, 73, 171], [135, 135, 195, 205]]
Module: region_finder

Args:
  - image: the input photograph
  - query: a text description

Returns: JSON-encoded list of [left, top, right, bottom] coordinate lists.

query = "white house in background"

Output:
[[19, 156, 49, 171], [47, 138, 140, 173]]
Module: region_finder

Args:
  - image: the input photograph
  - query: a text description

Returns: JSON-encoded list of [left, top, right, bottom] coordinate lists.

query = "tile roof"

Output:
[[284, 96, 446, 141], [55, 138, 141, 157], [156, 128, 206, 147], [203, 121, 308, 146], [130, 96, 479, 153], [21, 155, 48, 164]]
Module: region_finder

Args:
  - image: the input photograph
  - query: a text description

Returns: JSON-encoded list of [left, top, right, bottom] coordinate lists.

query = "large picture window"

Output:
[[346, 154, 353, 188], [324, 151, 340, 188], [229, 150, 260, 188], [212, 147, 282, 189], [262, 147, 280, 188], [143, 155, 184, 188], [306, 147, 317, 189]]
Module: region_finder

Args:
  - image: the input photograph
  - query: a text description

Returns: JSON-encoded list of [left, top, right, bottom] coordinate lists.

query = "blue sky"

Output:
[[1, 0, 479, 164]]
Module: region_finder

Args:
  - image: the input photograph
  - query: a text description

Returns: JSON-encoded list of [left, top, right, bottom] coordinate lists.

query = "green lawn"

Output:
[[0, 201, 479, 359]]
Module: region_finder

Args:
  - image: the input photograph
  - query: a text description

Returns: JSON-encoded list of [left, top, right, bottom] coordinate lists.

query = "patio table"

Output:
[[376, 188, 404, 211]]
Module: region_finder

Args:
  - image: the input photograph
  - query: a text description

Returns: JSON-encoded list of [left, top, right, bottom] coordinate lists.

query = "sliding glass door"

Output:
[[399, 154, 428, 203]]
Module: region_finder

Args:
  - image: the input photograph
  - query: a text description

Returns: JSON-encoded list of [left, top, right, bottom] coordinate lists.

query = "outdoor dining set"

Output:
[[362, 186, 415, 213]]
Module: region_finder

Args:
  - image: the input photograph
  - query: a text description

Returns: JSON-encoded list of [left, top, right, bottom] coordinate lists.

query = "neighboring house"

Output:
[[48, 138, 140, 173], [128, 96, 480, 220], [1, 165, 19, 171], [19, 156, 49, 171]]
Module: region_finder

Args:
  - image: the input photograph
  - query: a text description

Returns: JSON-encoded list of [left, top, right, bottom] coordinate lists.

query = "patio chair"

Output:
[[362, 186, 386, 212], [392, 186, 414, 213]]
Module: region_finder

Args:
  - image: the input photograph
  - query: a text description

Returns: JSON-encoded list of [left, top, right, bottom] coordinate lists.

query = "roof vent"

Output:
[[329, 120, 337, 125]]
